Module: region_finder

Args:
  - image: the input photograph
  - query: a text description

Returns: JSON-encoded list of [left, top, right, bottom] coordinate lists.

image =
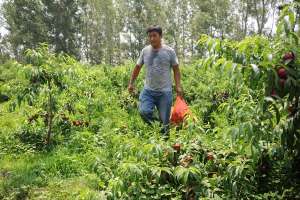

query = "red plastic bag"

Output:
[[170, 96, 190, 125]]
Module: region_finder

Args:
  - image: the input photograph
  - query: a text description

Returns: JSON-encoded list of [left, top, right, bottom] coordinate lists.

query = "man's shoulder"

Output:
[[162, 44, 175, 52], [142, 45, 152, 52]]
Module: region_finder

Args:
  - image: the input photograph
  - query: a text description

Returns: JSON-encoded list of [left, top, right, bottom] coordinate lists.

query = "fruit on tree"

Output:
[[207, 152, 214, 161], [283, 51, 295, 62], [277, 67, 287, 79], [72, 120, 83, 126], [271, 88, 277, 97], [172, 143, 181, 152]]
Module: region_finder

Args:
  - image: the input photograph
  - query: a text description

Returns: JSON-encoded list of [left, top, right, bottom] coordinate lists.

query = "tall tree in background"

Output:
[[2, 0, 82, 60], [231, 0, 253, 39], [0, 33, 10, 63], [2, 0, 48, 59], [82, 0, 122, 64], [185, 0, 234, 59], [1, 0, 282, 63], [241, 0, 252, 36], [0, 5, 10, 62], [120, 0, 167, 60], [251, 0, 278, 35], [42, 0, 82, 59]]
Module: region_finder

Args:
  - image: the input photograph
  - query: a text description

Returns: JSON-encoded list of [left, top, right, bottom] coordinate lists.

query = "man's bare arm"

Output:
[[128, 64, 142, 93], [173, 64, 183, 97]]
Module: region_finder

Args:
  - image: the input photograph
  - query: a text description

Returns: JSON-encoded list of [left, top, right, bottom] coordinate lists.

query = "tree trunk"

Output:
[[254, 0, 267, 34], [46, 81, 53, 145], [243, 0, 249, 36]]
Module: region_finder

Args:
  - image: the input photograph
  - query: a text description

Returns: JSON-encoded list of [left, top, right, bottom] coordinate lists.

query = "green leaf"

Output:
[[174, 166, 189, 185], [250, 64, 259, 74], [290, 32, 299, 46]]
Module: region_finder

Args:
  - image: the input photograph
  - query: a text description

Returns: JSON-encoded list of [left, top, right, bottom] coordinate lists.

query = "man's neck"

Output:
[[152, 43, 162, 50]]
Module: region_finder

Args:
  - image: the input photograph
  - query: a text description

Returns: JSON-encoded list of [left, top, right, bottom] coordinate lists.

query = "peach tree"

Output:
[[195, 1, 300, 194], [11, 44, 71, 145]]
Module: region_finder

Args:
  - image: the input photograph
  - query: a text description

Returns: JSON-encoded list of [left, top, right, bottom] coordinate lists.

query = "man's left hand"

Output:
[[176, 86, 183, 97]]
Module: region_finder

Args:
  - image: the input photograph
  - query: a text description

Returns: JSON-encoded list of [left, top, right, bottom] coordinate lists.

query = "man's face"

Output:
[[148, 31, 161, 48]]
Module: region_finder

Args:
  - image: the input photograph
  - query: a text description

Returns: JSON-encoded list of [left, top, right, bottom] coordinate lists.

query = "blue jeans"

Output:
[[139, 88, 173, 133]]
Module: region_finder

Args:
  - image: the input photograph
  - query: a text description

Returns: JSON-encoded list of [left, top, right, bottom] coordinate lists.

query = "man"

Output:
[[128, 25, 183, 134]]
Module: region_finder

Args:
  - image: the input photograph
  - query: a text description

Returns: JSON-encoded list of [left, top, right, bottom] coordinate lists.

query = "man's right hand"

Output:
[[128, 83, 135, 94], [128, 64, 142, 95]]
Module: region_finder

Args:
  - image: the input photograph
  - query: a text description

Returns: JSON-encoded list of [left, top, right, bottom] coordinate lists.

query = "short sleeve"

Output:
[[170, 49, 179, 66], [136, 49, 144, 65]]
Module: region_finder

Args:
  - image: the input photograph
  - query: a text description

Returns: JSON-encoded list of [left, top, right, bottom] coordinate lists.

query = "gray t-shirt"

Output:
[[137, 44, 179, 92]]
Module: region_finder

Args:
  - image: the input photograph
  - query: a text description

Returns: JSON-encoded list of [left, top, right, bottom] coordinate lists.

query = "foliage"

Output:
[[0, 1, 300, 200]]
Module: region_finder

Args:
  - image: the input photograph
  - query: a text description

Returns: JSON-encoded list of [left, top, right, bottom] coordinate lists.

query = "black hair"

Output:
[[146, 25, 162, 36]]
